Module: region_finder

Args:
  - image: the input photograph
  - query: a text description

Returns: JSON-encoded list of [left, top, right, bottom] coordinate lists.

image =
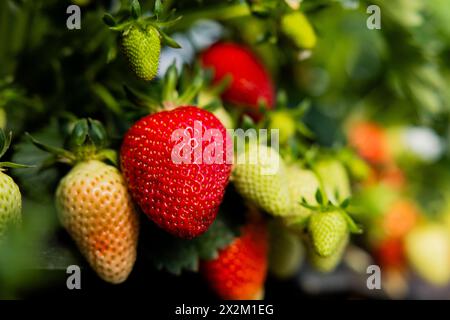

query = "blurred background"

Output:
[[0, 0, 450, 299]]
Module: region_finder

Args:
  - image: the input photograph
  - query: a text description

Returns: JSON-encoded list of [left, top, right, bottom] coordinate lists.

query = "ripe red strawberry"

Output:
[[200, 42, 275, 116], [120, 106, 232, 239], [200, 221, 268, 300]]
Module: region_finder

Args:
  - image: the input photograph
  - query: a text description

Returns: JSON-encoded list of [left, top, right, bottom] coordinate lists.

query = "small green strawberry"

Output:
[[315, 158, 351, 205], [233, 141, 291, 217], [308, 233, 349, 272], [269, 221, 304, 279], [0, 170, 21, 238], [104, 0, 180, 81], [308, 210, 348, 257], [121, 25, 161, 81], [266, 96, 313, 146], [0, 130, 29, 238], [281, 11, 317, 50], [268, 111, 296, 145], [405, 223, 450, 286]]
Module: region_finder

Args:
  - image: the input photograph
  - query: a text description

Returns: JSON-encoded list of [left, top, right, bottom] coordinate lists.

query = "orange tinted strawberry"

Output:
[[382, 199, 419, 239], [56, 160, 139, 284], [348, 121, 390, 165], [200, 221, 268, 300]]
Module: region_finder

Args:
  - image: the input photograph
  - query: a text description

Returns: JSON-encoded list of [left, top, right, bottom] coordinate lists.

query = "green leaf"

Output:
[[315, 188, 323, 205], [91, 83, 121, 114], [154, 0, 163, 18], [0, 129, 11, 159], [241, 114, 256, 130], [68, 119, 88, 148], [141, 212, 240, 275], [131, 0, 141, 19], [342, 212, 363, 234], [27, 133, 75, 163], [203, 100, 221, 112], [340, 197, 351, 209], [87, 119, 107, 149], [102, 13, 117, 27], [0, 162, 34, 169], [12, 121, 64, 201], [160, 31, 181, 48], [162, 62, 179, 103], [96, 149, 118, 167]]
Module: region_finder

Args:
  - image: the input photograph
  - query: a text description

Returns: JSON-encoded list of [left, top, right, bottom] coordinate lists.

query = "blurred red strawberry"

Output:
[[200, 221, 268, 300], [200, 42, 275, 119], [375, 237, 405, 270], [348, 121, 391, 165]]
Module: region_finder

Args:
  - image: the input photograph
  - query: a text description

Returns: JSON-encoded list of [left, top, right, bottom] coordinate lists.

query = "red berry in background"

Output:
[[375, 237, 406, 270], [348, 121, 391, 165], [200, 221, 268, 300], [382, 199, 419, 239], [120, 106, 232, 239], [200, 42, 275, 117]]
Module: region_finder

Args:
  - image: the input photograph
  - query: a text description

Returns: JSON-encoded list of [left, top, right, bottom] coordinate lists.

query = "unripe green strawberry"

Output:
[[56, 160, 139, 284], [280, 11, 317, 50], [315, 159, 351, 204], [283, 165, 320, 226], [233, 142, 291, 216], [269, 221, 304, 279], [268, 111, 296, 145], [405, 224, 450, 286], [0, 108, 5, 129], [0, 171, 21, 238], [121, 25, 161, 81], [308, 210, 348, 257], [308, 233, 349, 272]]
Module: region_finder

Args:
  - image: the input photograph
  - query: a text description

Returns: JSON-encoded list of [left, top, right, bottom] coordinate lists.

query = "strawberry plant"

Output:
[[0, 0, 450, 302]]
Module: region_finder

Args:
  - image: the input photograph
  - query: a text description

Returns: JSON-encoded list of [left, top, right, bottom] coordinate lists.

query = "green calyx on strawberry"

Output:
[[281, 153, 352, 229], [0, 130, 31, 238], [103, 0, 181, 81], [28, 118, 139, 284], [314, 157, 351, 205], [300, 183, 361, 258], [124, 62, 234, 129], [28, 118, 117, 166]]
